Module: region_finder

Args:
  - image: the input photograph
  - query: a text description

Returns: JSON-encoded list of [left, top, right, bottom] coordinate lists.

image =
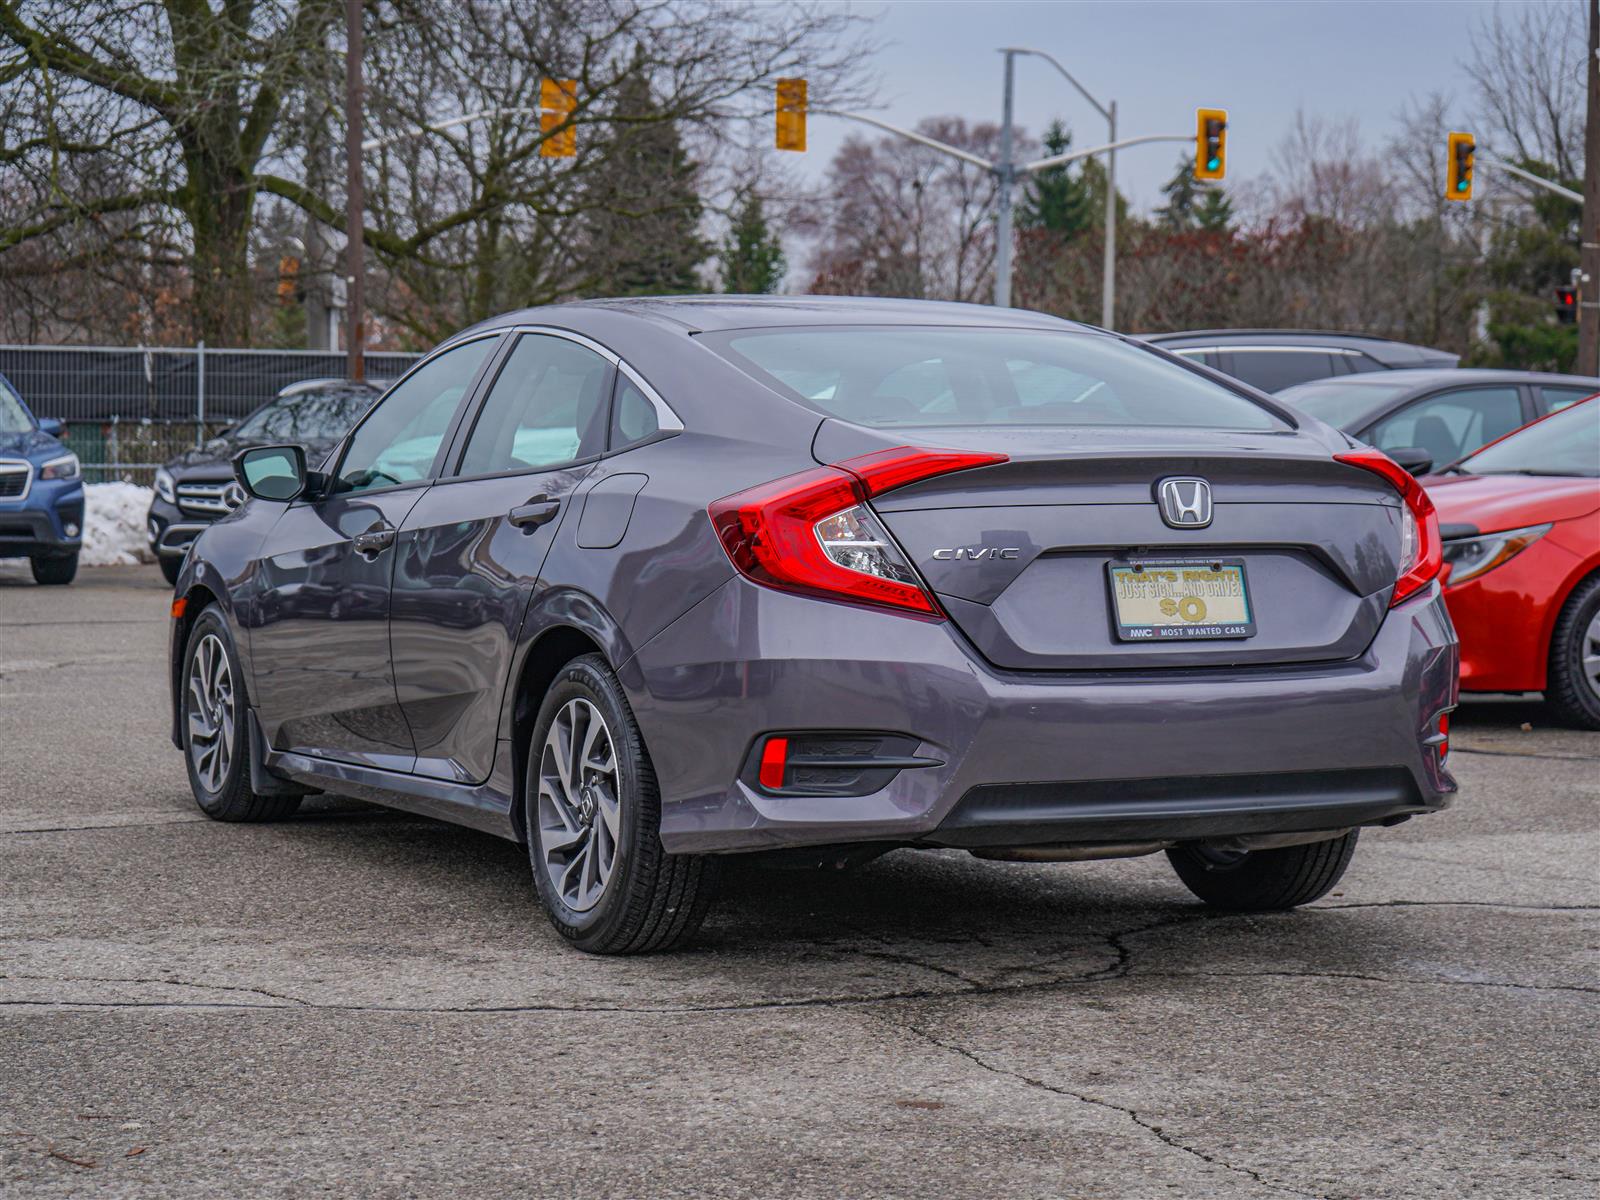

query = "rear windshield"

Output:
[[707, 327, 1283, 431], [1276, 378, 1415, 427]]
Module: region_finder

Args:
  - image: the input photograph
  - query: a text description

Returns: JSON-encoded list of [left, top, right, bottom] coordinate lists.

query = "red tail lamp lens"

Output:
[[759, 736, 789, 790], [1333, 448, 1442, 607], [709, 447, 1006, 617]]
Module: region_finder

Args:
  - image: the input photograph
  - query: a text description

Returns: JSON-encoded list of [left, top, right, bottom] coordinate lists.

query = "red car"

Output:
[[1425, 395, 1600, 728]]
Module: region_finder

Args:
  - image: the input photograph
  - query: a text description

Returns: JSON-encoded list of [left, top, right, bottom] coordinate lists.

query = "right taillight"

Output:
[[1334, 448, 1443, 607], [708, 446, 1006, 617]]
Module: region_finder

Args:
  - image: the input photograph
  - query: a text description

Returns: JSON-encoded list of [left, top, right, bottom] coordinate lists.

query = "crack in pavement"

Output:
[[874, 1012, 1324, 1198], [1450, 745, 1600, 763], [5, 899, 1588, 1017], [1137, 967, 1597, 996]]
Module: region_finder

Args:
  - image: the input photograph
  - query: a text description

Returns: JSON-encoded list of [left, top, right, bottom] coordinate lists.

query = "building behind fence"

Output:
[[0, 345, 421, 484]]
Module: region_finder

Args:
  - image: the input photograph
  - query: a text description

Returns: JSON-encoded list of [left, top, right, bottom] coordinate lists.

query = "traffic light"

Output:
[[776, 78, 807, 152], [1194, 108, 1227, 180], [276, 256, 299, 304], [1445, 132, 1475, 201], [1556, 286, 1577, 324], [540, 78, 577, 158]]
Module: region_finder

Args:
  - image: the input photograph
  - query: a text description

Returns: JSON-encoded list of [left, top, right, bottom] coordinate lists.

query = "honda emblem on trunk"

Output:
[[1156, 477, 1212, 529]]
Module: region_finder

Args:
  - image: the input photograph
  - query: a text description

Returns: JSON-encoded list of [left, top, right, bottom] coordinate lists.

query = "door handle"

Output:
[[353, 525, 396, 556], [508, 495, 561, 531]]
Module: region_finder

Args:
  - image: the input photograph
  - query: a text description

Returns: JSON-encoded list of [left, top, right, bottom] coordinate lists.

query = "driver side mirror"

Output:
[[234, 444, 308, 502], [38, 417, 64, 437], [1386, 446, 1434, 477]]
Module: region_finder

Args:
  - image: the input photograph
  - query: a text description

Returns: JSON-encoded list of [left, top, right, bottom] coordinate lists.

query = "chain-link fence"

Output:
[[0, 344, 421, 484]]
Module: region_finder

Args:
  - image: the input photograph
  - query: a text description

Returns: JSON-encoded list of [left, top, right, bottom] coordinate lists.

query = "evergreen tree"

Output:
[[719, 191, 786, 293], [1156, 155, 1232, 232], [583, 70, 711, 296], [1194, 187, 1235, 233], [1018, 121, 1093, 235]]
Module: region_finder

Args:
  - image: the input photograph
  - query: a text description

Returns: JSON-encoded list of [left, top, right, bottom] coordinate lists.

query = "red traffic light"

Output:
[[1555, 287, 1578, 324]]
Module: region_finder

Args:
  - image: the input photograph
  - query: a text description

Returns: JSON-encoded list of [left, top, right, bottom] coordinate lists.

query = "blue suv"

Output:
[[0, 372, 83, 585]]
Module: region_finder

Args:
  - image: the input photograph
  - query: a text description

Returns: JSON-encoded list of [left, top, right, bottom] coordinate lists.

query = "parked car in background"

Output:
[[148, 378, 382, 584], [0, 370, 83, 585], [169, 296, 1457, 955], [1139, 330, 1458, 393], [1277, 369, 1598, 473], [1425, 395, 1600, 729]]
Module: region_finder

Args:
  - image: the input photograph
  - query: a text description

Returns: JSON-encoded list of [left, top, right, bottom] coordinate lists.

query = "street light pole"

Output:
[[994, 50, 1017, 309], [1581, 0, 1600, 375], [344, 0, 365, 382]]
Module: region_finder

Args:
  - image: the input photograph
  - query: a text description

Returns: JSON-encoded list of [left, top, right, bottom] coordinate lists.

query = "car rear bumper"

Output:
[[626, 577, 1459, 855], [0, 481, 84, 558]]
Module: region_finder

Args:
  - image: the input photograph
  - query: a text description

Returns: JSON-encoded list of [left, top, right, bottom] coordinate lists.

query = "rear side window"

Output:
[[1226, 350, 1342, 392], [1541, 385, 1598, 412], [610, 375, 660, 449], [709, 328, 1282, 431], [457, 334, 612, 476]]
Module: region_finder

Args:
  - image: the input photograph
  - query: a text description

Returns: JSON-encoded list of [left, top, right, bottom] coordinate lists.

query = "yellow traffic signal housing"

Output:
[[1445, 132, 1475, 201], [540, 78, 577, 158], [1195, 108, 1227, 180], [776, 78, 807, 152]]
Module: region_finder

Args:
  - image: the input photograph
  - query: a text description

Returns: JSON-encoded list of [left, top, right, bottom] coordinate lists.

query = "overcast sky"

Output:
[[795, 0, 1516, 212]]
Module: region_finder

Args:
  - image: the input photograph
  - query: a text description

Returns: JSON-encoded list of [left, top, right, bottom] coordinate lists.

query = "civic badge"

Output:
[[1156, 477, 1212, 529]]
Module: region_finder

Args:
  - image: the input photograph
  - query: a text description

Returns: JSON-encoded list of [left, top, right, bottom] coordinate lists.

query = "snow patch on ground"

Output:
[[82, 482, 156, 566]]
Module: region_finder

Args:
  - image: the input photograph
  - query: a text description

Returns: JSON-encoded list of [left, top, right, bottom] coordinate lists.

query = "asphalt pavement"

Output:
[[1, 562, 1595, 1198]]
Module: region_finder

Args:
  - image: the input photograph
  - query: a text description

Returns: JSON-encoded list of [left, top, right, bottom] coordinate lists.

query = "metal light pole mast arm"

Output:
[[1020, 133, 1190, 175], [814, 109, 997, 172], [1479, 155, 1584, 204]]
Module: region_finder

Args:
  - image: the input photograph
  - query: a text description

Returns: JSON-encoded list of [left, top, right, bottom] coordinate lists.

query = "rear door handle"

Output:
[[508, 496, 561, 531], [353, 526, 396, 556]]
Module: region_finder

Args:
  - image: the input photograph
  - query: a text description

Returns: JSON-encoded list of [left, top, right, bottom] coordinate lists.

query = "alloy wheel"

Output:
[[187, 632, 236, 793], [537, 698, 622, 913], [1583, 610, 1600, 703]]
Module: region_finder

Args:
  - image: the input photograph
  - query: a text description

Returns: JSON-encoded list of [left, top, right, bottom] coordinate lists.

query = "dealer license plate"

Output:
[[1107, 559, 1256, 641]]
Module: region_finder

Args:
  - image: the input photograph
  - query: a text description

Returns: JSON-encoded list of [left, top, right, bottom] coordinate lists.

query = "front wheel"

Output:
[[525, 654, 718, 954], [1544, 574, 1600, 731], [30, 552, 77, 586], [1167, 831, 1359, 911], [181, 606, 301, 822]]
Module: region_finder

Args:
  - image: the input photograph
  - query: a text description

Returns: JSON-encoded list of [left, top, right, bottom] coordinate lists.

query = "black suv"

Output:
[[148, 378, 380, 583], [1138, 330, 1458, 393]]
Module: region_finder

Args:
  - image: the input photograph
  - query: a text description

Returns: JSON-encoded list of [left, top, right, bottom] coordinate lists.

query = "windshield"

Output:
[[708, 327, 1284, 431], [1276, 378, 1416, 427], [0, 376, 33, 434], [1459, 398, 1599, 478], [234, 387, 376, 443]]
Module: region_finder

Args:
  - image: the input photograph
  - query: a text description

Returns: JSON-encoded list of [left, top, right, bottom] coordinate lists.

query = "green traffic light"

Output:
[[1207, 157, 1220, 171], [1457, 179, 1468, 191]]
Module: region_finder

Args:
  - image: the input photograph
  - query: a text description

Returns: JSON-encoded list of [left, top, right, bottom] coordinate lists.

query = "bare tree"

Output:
[[1466, 0, 1586, 182]]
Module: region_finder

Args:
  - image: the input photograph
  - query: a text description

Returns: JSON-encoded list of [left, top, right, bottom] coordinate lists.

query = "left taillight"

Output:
[[708, 446, 1007, 617], [1333, 448, 1442, 607]]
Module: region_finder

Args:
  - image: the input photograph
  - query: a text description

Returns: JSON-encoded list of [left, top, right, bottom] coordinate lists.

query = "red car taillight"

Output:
[[709, 447, 1007, 617], [1333, 448, 1443, 607]]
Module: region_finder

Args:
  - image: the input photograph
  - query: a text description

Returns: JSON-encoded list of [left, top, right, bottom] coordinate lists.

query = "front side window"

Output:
[[1368, 387, 1524, 467], [456, 334, 611, 477], [336, 337, 496, 493], [708, 328, 1282, 431]]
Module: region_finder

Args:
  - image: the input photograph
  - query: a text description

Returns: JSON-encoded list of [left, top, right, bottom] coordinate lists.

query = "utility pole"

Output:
[[344, 0, 365, 382], [1103, 100, 1117, 329], [1581, 0, 1600, 375], [994, 51, 1017, 309]]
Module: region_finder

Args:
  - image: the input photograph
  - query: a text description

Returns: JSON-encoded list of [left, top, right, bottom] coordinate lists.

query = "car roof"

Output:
[[469, 295, 1093, 335], [1285, 367, 1600, 392], [1136, 329, 1457, 367]]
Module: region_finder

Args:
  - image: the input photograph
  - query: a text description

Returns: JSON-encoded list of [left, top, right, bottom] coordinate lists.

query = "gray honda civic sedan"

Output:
[[169, 297, 1458, 953]]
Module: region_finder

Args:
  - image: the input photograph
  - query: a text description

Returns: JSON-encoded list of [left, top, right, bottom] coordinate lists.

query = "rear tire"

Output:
[[1167, 831, 1359, 911], [1544, 574, 1600, 731], [159, 555, 182, 586], [525, 653, 719, 954], [30, 552, 77, 586], [181, 606, 301, 822]]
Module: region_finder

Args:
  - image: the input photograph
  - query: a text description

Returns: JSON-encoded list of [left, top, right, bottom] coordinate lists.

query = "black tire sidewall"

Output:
[[525, 657, 652, 944], [1549, 576, 1600, 727], [181, 608, 248, 815], [30, 552, 77, 585]]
